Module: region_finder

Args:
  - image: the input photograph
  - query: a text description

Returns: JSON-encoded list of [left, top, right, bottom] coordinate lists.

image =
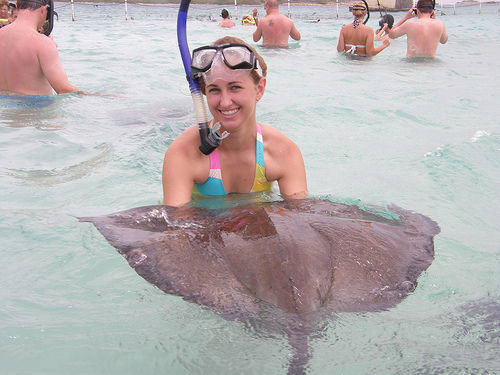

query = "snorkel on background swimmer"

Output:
[[337, 0, 389, 57]]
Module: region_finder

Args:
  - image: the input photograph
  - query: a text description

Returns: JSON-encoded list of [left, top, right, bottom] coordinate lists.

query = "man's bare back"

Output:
[[0, 2, 81, 96], [253, 0, 300, 48], [389, 4, 448, 58]]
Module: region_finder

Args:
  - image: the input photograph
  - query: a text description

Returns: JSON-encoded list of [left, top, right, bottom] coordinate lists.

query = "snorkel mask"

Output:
[[22, 0, 57, 35], [41, 0, 57, 36], [190, 43, 263, 85]]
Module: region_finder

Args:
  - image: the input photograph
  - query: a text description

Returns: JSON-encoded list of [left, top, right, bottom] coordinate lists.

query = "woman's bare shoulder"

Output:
[[260, 123, 300, 154], [166, 125, 206, 159]]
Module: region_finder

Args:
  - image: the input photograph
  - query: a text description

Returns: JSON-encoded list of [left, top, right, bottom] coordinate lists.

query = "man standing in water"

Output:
[[388, 0, 448, 58], [253, 0, 300, 48], [218, 8, 235, 28], [0, 0, 84, 95]]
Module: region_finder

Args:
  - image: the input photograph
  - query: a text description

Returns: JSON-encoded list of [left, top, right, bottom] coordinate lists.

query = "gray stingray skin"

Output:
[[80, 198, 440, 316]]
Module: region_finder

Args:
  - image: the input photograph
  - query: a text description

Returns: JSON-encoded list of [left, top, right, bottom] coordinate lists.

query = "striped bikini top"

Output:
[[193, 123, 272, 196]]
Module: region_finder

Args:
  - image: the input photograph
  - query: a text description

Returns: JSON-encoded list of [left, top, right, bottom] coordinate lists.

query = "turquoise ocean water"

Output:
[[1, 2, 499, 374]]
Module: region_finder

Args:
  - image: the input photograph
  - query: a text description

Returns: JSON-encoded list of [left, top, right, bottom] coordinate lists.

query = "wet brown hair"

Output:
[[17, 0, 49, 11], [416, 0, 434, 13]]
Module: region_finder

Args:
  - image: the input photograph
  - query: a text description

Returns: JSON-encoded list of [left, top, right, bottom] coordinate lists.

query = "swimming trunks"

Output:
[[193, 123, 272, 196], [345, 44, 366, 54]]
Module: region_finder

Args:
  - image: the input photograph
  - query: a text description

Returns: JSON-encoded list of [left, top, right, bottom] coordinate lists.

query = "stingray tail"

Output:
[[285, 318, 313, 375]]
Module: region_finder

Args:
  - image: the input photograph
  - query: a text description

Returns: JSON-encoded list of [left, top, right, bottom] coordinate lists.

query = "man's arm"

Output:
[[289, 22, 301, 41], [253, 22, 263, 42], [388, 9, 415, 39], [439, 19, 448, 44], [37, 36, 82, 94]]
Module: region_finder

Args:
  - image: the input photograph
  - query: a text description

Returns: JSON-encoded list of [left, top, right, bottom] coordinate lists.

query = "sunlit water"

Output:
[[1, 2, 499, 374]]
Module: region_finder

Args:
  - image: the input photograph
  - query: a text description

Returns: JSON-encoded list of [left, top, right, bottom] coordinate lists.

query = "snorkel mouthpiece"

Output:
[[198, 122, 229, 155], [43, 0, 55, 36]]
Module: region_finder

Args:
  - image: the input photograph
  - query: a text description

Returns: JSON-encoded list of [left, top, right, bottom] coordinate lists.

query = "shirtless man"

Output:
[[388, 0, 448, 58], [218, 8, 235, 28], [337, 1, 389, 56], [0, 0, 83, 96], [253, 0, 300, 48]]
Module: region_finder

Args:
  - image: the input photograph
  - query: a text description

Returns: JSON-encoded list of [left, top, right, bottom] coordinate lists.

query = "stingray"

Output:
[[80, 198, 440, 374]]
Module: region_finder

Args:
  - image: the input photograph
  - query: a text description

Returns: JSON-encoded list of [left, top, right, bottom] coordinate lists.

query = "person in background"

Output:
[[388, 0, 447, 58], [375, 13, 394, 41], [162, 36, 307, 207], [242, 8, 258, 26], [9, 3, 18, 20], [219, 8, 235, 28], [0, 0, 11, 27], [253, 0, 300, 48], [0, 0, 85, 95], [337, 1, 389, 56]]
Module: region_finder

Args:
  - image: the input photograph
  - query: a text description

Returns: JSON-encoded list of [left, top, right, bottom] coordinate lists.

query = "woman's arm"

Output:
[[263, 125, 307, 199], [365, 29, 390, 56], [162, 127, 206, 207], [337, 27, 345, 53]]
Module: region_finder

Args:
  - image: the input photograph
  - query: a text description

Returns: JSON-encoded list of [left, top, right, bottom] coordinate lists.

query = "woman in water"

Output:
[[337, 1, 389, 56], [162, 36, 307, 207]]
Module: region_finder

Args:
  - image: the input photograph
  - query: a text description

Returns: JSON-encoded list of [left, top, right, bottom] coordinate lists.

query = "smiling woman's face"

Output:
[[205, 71, 264, 131]]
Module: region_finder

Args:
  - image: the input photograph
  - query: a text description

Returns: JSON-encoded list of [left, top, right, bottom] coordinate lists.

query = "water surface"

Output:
[[1, 3, 499, 374]]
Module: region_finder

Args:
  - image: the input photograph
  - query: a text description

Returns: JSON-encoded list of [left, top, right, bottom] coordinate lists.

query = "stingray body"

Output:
[[80, 198, 439, 373]]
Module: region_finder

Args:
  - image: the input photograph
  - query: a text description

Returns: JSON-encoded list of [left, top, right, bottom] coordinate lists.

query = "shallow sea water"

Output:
[[1, 2, 499, 374]]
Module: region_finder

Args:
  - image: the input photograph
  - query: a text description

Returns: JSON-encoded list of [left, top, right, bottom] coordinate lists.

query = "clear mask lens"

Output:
[[202, 52, 252, 85], [192, 49, 217, 72], [222, 46, 253, 67], [191, 44, 263, 82]]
